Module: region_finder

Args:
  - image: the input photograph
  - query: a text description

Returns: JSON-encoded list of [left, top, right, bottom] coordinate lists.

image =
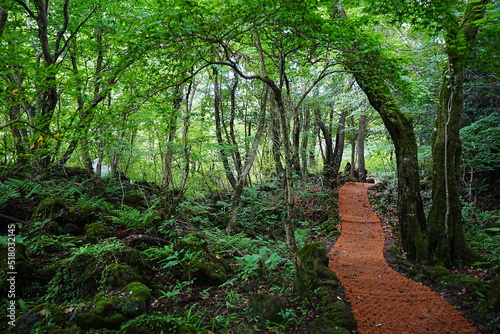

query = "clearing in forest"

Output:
[[329, 182, 477, 334]]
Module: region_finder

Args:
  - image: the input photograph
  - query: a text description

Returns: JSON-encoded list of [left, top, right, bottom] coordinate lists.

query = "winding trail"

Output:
[[328, 182, 477, 334]]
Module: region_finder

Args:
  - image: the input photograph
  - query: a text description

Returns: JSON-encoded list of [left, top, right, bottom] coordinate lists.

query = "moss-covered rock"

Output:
[[118, 313, 185, 334], [299, 242, 334, 279], [74, 309, 126, 330], [93, 301, 116, 318], [478, 278, 500, 315], [307, 316, 351, 334], [169, 238, 229, 285], [121, 298, 147, 318], [84, 222, 111, 242], [442, 273, 486, 292], [123, 282, 151, 302], [16, 303, 67, 334], [430, 265, 451, 281], [296, 243, 336, 298], [0, 243, 32, 297], [46, 240, 150, 303], [248, 293, 285, 325], [100, 264, 144, 291]]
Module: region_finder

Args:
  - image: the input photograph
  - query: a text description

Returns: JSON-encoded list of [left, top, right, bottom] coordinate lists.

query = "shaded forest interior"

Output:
[[1, 0, 500, 333]]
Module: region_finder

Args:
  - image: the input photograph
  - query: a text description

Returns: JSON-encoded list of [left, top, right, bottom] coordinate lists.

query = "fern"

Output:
[[0, 181, 21, 210], [107, 205, 142, 229], [108, 201, 161, 230], [75, 193, 113, 212]]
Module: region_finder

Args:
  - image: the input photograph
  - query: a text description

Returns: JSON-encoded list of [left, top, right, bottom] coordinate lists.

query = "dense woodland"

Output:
[[1, 0, 500, 333]]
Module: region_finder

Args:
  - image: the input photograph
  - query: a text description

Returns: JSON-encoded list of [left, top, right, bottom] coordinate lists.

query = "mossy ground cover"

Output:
[[0, 171, 351, 333]]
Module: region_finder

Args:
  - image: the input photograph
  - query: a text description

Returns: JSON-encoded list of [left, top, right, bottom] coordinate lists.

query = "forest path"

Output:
[[328, 182, 477, 334]]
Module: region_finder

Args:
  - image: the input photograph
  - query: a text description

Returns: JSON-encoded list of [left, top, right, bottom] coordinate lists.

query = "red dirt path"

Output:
[[328, 182, 477, 334]]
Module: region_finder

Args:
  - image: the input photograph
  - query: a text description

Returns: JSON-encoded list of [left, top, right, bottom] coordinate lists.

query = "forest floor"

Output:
[[1, 172, 498, 333], [330, 182, 478, 333]]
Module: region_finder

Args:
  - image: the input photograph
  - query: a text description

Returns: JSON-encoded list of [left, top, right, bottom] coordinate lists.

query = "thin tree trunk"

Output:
[[349, 134, 356, 178], [162, 84, 184, 188], [270, 100, 285, 176], [301, 106, 311, 178], [180, 80, 196, 190], [357, 112, 367, 182], [226, 86, 268, 235], [213, 67, 237, 190], [331, 109, 347, 179]]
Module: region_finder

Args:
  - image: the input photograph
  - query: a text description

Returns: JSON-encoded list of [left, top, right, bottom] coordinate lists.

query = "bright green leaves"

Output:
[[461, 112, 500, 173]]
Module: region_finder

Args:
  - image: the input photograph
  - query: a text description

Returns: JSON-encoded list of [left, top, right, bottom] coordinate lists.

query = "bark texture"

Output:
[[427, 0, 488, 267]]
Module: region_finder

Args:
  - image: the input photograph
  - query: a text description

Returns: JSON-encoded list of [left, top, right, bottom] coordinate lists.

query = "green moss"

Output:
[[50, 328, 80, 334], [100, 264, 143, 291], [93, 301, 116, 317], [16, 303, 67, 333], [169, 239, 230, 285], [296, 243, 337, 298], [84, 222, 111, 242], [119, 313, 180, 334], [248, 294, 285, 325], [307, 316, 350, 334], [123, 282, 151, 302], [443, 273, 486, 291], [74, 304, 126, 330], [46, 241, 149, 303], [104, 313, 127, 330], [478, 278, 500, 315], [430, 265, 451, 281], [121, 298, 146, 318]]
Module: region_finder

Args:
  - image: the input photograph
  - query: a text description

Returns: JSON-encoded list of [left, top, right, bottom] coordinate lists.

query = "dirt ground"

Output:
[[329, 182, 477, 334]]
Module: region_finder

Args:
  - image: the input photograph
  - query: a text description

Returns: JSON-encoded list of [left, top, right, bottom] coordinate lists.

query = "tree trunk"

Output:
[[335, 5, 427, 261], [331, 109, 347, 179], [213, 67, 237, 190], [427, 0, 488, 267], [270, 100, 285, 176], [162, 84, 184, 188], [349, 134, 356, 178], [314, 106, 335, 184], [357, 112, 367, 182], [226, 86, 268, 235], [300, 106, 312, 178]]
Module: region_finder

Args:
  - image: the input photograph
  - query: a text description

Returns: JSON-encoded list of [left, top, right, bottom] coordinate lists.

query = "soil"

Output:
[[329, 182, 478, 334]]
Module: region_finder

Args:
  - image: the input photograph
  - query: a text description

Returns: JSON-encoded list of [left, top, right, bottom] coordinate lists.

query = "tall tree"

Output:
[[427, 0, 488, 266], [332, 5, 428, 261]]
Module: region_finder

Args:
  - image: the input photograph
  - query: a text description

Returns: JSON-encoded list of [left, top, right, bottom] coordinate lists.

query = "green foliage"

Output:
[[143, 243, 201, 279], [159, 279, 195, 301], [45, 238, 148, 303], [0, 180, 21, 210], [463, 201, 500, 266], [236, 246, 292, 282], [107, 201, 161, 230], [27, 235, 79, 257], [461, 112, 500, 173]]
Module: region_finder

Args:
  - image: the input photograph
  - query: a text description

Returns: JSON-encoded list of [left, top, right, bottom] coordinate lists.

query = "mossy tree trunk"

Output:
[[427, 0, 488, 267], [353, 72, 428, 262], [334, 4, 427, 262]]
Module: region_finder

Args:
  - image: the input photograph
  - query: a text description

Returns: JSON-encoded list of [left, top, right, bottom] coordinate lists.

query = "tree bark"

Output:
[[162, 84, 184, 188], [427, 0, 488, 267], [331, 109, 347, 179], [226, 86, 268, 235], [357, 111, 367, 182], [213, 67, 238, 190], [300, 106, 312, 178]]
